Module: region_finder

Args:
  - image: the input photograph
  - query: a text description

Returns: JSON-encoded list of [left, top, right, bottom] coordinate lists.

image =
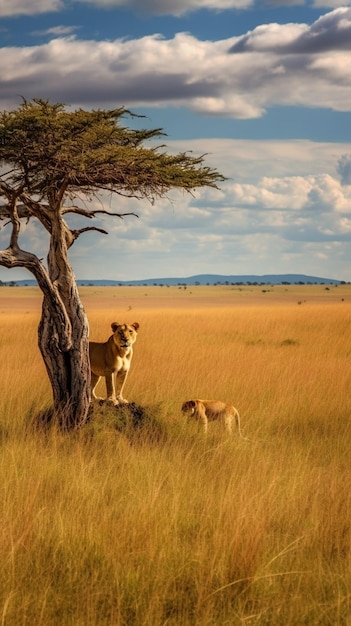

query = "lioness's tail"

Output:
[[234, 408, 248, 440]]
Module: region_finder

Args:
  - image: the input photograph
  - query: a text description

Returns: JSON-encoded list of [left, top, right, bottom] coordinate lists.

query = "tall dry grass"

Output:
[[0, 286, 350, 625]]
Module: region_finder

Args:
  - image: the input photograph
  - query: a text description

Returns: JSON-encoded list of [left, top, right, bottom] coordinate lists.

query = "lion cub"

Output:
[[181, 399, 245, 437], [89, 322, 139, 405]]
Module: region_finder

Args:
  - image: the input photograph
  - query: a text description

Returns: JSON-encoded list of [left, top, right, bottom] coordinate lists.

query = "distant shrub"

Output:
[[280, 338, 299, 346]]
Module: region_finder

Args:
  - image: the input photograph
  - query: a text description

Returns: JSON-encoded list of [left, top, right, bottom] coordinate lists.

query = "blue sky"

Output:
[[1, 0, 351, 281]]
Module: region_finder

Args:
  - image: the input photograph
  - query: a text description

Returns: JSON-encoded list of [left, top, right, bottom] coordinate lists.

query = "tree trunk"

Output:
[[37, 216, 91, 430], [38, 282, 91, 430], [0, 243, 91, 430]]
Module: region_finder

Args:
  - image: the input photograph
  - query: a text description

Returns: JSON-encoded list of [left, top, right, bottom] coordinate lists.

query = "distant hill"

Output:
[[1, 273, 345, 287]]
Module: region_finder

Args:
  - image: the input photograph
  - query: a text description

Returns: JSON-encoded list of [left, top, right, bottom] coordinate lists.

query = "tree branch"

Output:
[[62, 206, 139, 220], [71, 226, 109, 241], [18, 193, 52, 233], [9, 197, 21, 249], [0, 246, 73, 351], [0, 195, 53, 234]]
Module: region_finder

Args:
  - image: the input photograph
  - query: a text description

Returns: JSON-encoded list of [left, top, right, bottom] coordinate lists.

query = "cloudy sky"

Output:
[[1, 0, 351, 281]]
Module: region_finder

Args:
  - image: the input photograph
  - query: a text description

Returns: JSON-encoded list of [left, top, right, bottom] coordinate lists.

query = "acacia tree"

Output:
[[0, 99, 224, 430]]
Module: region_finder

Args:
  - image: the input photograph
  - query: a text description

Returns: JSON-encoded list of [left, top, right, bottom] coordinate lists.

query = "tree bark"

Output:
[[38, 285, 90, 431], [37, 215, 91, 430]]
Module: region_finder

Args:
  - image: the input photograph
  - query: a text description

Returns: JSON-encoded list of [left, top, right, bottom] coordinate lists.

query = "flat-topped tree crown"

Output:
[[0, 98, 224, 206]]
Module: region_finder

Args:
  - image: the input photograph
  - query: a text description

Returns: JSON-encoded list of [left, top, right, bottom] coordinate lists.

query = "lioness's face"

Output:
[[181, 401, 196, 416], [111, 322, 139, 349]]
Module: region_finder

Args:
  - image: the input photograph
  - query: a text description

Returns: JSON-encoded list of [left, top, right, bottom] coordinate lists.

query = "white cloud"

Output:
[[31, 25, 80, 37], [338, 155, 351, 186], [0, 0, 63, 17], [313, 1, 351, 7], [229, 22, 308, 53], [230, 7, 351, 53], [75, 0, 351, 15], [265, 1, 305, 5], [207, 173, 351, 216], [1, 8, 351, 117], [167, 138, 351, 180], [74, 0, 254, 16], [0, 0, 350, 19]]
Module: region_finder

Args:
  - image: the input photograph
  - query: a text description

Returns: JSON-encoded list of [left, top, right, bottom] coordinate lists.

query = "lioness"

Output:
[[181, 399, 246, 437], [89, 322, 139, 405]]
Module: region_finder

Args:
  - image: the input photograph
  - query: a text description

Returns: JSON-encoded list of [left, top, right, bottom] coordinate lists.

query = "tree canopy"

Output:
[[0, 98, 224, 207]]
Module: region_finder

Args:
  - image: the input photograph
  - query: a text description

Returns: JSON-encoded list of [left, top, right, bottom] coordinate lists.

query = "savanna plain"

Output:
[[0, 284, 351, 625]]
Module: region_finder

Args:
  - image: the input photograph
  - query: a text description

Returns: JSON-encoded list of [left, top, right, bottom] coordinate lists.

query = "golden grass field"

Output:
[[0, 283, 350, 625]]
